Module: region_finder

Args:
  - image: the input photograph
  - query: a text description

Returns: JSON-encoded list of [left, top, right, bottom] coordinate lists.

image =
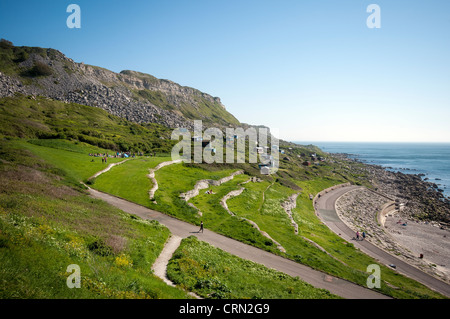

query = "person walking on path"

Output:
[[356, 231, 360, 241], [362, 231, 366, 241], [199, 221, 204, 233]]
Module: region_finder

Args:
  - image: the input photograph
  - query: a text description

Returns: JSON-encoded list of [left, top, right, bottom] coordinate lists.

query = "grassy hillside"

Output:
[[167, 236, 340, 299], [0, 139, 190, 299], [0, 95, 175, 154], [0, 90, 446, 299], [87, 148, 445, 299]]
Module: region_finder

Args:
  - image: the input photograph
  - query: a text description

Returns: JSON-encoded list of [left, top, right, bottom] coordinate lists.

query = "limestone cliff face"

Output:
[[0, 44, 239, 129]]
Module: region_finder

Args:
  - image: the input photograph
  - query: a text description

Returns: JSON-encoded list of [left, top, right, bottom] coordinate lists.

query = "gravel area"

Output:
[[336, 187, 450, 284]]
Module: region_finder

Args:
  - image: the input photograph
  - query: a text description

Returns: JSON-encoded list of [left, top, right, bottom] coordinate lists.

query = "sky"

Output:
[[1, 0, 449, 142]]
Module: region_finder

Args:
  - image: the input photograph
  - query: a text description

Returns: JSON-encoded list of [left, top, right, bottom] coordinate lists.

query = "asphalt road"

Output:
[[88, 187, 390, 299], [315, 185, 450, 298]]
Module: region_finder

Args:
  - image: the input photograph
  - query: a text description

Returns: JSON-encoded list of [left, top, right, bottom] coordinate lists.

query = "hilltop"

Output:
[[0, 39, 239, 129]]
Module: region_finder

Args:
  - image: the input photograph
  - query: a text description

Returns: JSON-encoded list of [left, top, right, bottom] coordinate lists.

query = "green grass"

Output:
[[0, 139, 190, 299], [167, 236, 340, 299], [149, 163, 239, 224], [0, 95, 175, 154], [0, 92, 445, 299], [15, 139, 446, 299], [18, 139, 126, 183], [93, 156, 172, 207], [225, 176, 445, 299], [189, 174, 283, 253]]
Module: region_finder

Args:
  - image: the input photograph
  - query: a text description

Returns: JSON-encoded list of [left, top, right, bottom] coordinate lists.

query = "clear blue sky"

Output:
[[1, 0, 449, 142]]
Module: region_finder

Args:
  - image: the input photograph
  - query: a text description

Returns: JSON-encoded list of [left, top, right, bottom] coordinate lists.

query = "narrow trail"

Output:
[[179, 170, 244, 216], [281, 192, 301, 235], [152, 235, 201, 299], [87, 159, 130, 181], [85, 166, 391, 299], [180, 170, 244, 202], [148, 159, 183, 202], [220, 186, 286, 253], [152, 235, 182, 287], [87, 186, 390, 299]]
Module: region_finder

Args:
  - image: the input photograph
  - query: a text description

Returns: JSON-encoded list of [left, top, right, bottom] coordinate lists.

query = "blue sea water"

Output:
[[295, 142, 450, 197]]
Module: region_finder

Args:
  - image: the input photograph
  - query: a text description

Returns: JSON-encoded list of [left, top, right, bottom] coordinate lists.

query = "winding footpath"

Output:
[[148, 159, 183, 201], [314, 184, 450, 298], [86, 161, 448, 298], [87, 186, 389, 299], [220, 187, 287, 253], [87, 159, 130, 181]]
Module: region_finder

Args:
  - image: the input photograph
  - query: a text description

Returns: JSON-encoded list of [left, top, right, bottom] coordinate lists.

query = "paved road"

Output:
[[88, 187, 390, 299], [315, 185, 450, 298]]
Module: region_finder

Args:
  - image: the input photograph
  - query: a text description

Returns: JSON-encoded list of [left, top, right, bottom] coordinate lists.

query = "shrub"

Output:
[[0, 39, 13, 49], [13, 50, 29, 63], [87, 239, 112, 256], [26, 61, 53, 77]]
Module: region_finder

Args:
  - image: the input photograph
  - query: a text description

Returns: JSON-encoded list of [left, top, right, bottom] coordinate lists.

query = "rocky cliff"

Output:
[[0, 40, 240, 130]]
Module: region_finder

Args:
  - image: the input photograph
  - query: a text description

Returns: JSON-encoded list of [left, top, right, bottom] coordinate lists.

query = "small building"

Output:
[[256, 147, 264, 154], [303, 161, 311, 166], [260, 166, 271, 175]]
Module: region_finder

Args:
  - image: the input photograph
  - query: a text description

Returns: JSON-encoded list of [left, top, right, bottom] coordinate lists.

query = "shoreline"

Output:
[[330, 152, 450, 284]]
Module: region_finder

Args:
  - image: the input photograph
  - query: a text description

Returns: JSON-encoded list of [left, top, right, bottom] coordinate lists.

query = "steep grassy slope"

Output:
[[167, 236, 340, 299], [0, 95, 175, 154], [0, 140, 346, 299], [88, 150, 445, 298], [0, 140, 191, 299]]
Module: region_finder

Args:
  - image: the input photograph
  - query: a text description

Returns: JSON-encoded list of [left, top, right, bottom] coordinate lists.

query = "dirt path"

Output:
[[87, 186, 390, 299], [151, 235, 202, 299], [221, 186, 286, 253], [148, 159, 183, 201], [281, 192, 301, 234], [87, 159, 130, 181], [152, 235, 182, 287]]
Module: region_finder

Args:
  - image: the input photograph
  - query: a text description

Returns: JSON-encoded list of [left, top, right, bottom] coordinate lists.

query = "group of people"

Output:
[[89, 151, 140, 159], [355, 231, 366, 241]]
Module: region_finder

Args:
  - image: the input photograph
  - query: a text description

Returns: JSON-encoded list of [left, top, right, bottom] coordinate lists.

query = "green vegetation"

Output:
[[23, 61, 53, 77], [93, 156, 172, 207], [19, 139, 125, 183], [132, 89, 240, 128], [0, 95, 175, 154], [149, 163, 239, 224], [167, 236, 340, 299], [0, 139, 190, 299], [0, 74, 445, 299]]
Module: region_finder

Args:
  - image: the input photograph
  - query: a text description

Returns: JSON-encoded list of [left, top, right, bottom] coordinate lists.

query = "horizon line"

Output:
[[291, 141, 450, 144]]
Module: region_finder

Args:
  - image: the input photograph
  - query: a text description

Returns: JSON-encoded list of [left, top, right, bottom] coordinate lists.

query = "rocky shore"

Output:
[[333, 154, 450, 283], [333, 153, 450, 224]]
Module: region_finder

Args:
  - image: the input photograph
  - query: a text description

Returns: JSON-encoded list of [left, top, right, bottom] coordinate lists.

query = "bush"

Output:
[[13, 50, 29, 63], [26, 61, 53, 77], [0, 39, 13, 49]]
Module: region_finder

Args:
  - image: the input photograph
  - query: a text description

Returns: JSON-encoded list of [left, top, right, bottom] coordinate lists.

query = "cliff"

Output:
[[0, 40, 240, 129]]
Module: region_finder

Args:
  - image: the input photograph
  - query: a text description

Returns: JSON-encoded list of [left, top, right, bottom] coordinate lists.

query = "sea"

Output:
[[294, 142, 450, 198]]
